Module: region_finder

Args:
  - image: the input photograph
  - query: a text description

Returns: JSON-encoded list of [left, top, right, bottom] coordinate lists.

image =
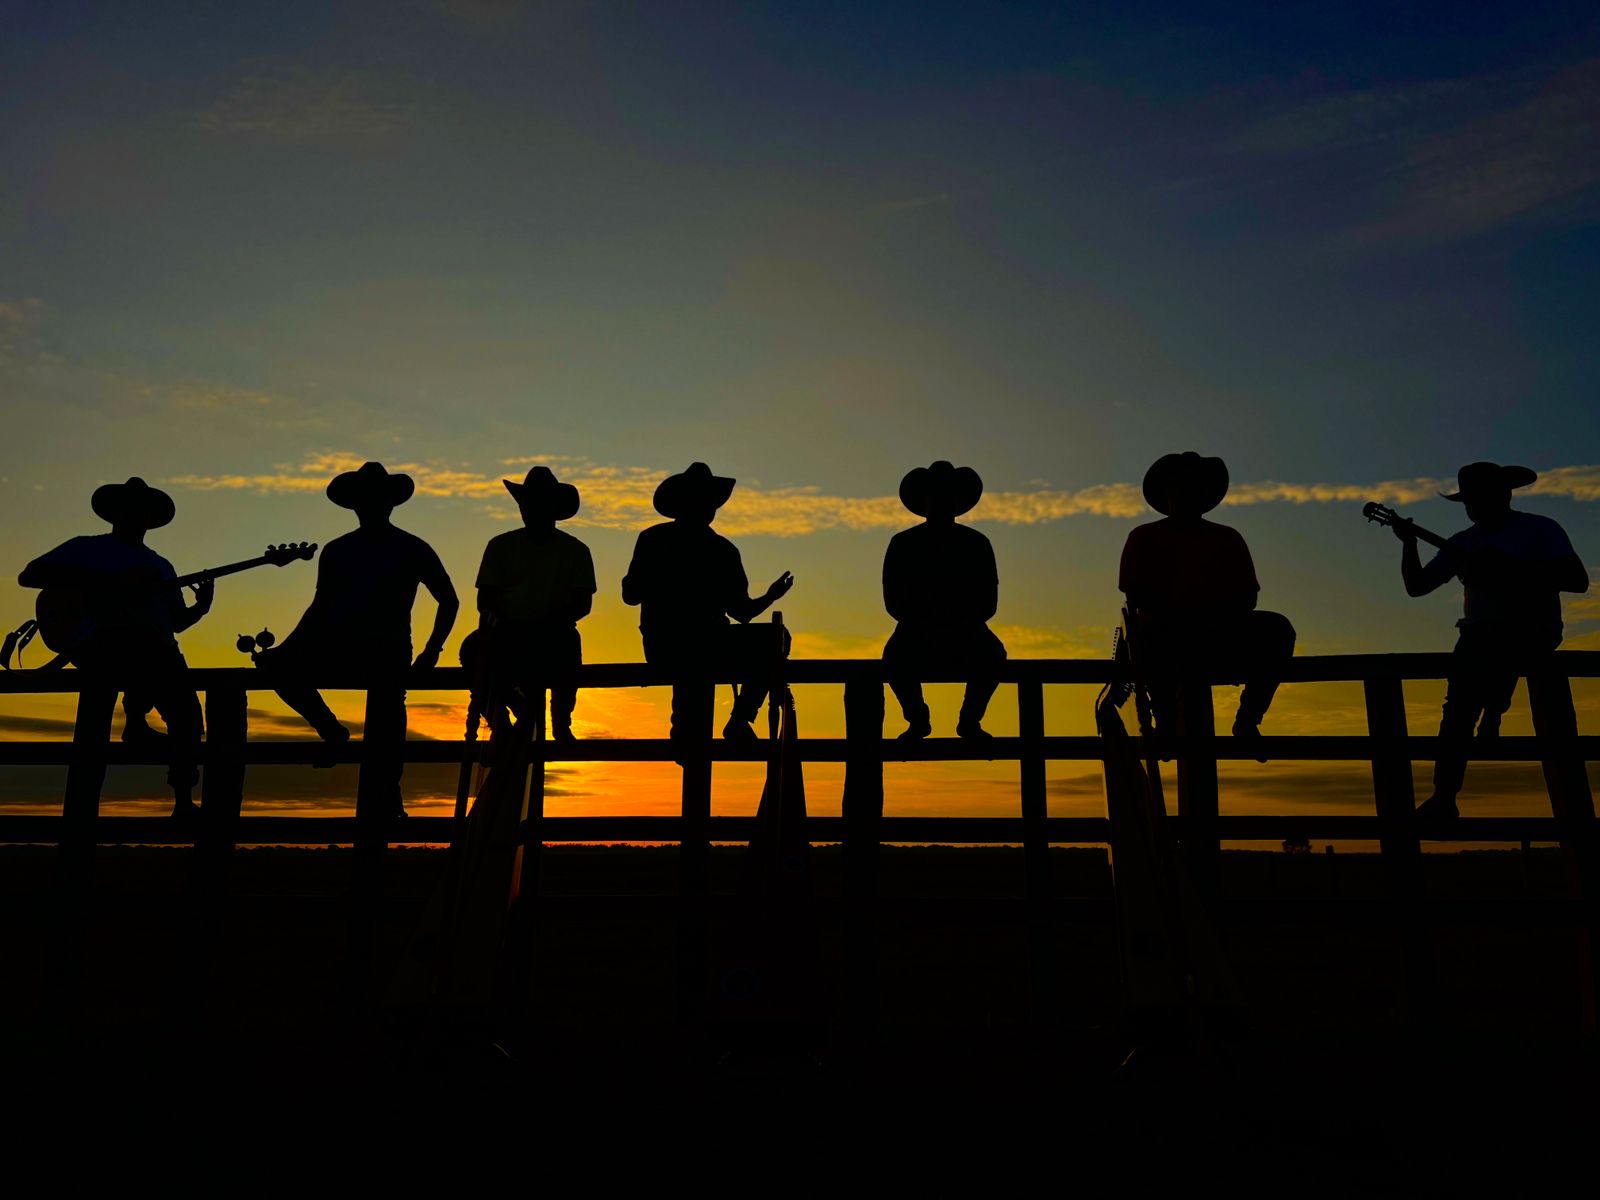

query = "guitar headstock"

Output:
[[1362, 501, 1401, 528], [265, 541, 317, 566]]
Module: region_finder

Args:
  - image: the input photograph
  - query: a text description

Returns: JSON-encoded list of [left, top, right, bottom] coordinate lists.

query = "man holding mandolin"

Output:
[[1376, 462, 1590, 821]]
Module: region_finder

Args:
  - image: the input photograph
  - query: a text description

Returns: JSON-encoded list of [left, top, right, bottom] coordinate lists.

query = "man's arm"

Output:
[[413, 550, 460, 670], [726, 549, 792, 623], [621, 535, 649, 607], [1556, 553, 1590, 595], [973, 539, 998, 623], [1395, 526, 1454, 597]]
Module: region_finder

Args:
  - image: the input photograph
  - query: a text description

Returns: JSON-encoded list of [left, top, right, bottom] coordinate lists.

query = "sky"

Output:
[[2, 0, 1598, 826]]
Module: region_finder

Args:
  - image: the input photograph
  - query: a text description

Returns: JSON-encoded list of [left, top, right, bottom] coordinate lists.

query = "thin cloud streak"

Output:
[[168, 455, 1600, 537]]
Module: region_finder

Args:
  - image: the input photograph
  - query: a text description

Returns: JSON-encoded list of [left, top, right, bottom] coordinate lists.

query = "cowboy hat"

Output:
[[899, 461, 984, 518], [654, 462, 736, 519], [1440, 461, 1537, 503], [504, 465, 580, 520], [91, 477, 175, 529], [1142, 451, 1229, 516], [326, 461, 415, 510]]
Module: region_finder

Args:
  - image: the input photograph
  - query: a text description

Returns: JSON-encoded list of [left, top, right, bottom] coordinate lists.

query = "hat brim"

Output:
[[326, 471, 415, 509], [1440, 464, 1538, 502], [91, 483, 175, 530], [899, 466, 983, 518], [504, 478, 581, 520], [1142, 454, 1229, 516], [654, 472, 736, 518]]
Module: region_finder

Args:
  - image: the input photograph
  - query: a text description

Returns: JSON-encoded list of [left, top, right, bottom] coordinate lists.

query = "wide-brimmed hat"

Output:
[[91, 477, 175, 529], [654, 462, 736, 519], [326, 461, 415, 510], [1440, 461, 1537, 503], [899, 461, 983, 518], [504, 465, 580, 520], [1143, 452, 1229, 516]]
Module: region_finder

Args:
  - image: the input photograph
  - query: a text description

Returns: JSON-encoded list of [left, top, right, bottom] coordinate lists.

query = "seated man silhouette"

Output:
[[18, 478, 212, 818], [260, 462, 458, 816], [622, 462, 793, 743], [1391, 462, 1589, 821], [882, 461, 1007, 740], [473, 466, 595, 743], [1119, 452, 1295, 757]]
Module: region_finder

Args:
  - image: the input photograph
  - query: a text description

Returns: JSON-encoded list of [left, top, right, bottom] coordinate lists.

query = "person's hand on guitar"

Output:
[[1387, 516, 1419, 544], [189, 576, 215, 614]]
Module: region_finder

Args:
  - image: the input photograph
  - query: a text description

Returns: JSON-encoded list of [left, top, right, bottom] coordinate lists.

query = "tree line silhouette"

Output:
[[10, 455, 1589, 824]]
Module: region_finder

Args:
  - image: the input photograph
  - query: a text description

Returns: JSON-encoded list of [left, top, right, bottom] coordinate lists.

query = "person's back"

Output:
[[1441, 509, 1575, 638], [306, 523, 444, 655], [1118, 516, 1258, 624], [478, 526, 594, 626], [884, 521, 998, 629], [625, 520, 747, 645], [26, 532, 183, 644]]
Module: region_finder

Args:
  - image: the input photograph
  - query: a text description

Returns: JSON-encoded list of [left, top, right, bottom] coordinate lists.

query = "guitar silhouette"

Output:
[[1361, 502, 1448, 551], [20, 542, 316, 665]]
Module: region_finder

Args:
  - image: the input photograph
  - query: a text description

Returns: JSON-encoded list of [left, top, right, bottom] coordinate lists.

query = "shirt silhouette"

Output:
[[474, 466, 595, 742], [882, 461, 1006, 740], [1119, 452, 1295, 757], [18, 478, 210, 817], [261, 462, 458, 813], [622, 462, 792, 742], [1394, 462, 1589, 820]]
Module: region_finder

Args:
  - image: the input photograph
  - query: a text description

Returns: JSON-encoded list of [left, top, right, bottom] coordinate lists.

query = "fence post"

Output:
[[351, 682, 398, 1000], [842, 674, 884, 1035], [677, 677, 714, 1029], [54, 684, 115, 1020], [508, 689, 547, 1005], [1363, 675, 1428, 1020], [1175, 681, 1220, 896], [199, 683, 248, 887], [1527, 670, 1599, 1034], [1017, 675, 1055, 1022]]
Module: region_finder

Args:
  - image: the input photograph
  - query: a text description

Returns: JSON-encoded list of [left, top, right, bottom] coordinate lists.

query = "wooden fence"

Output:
[[2, 652, 1597, 1026]]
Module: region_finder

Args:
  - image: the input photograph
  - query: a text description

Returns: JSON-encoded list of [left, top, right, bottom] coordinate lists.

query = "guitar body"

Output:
[[33, 588, 98, 656]]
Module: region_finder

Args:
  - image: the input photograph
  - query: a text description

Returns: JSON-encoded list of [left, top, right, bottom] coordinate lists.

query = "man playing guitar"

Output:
[[1382, 462, 1589, 821], [17, 477, 213, 819]]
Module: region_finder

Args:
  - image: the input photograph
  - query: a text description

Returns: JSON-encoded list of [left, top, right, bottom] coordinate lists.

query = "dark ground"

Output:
[[1, 844, 1595, 1181]]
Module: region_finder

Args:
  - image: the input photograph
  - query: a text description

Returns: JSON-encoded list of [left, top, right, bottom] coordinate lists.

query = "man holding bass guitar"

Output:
[[17, 477, 213, 819], [1379, 462, 1589, 821]]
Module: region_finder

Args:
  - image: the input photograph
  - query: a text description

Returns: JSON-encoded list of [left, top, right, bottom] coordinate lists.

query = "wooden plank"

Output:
[[842, 677, 885, 1035], [1175, 681, 1220, 897], [4, 650, 1597, 694], [1016, 677, 1055, 1024], [60, 685, 115, 885], [677, 681, 714, 1028], [1363, 675, 1429, 1021], [198, 684, 248, 886]]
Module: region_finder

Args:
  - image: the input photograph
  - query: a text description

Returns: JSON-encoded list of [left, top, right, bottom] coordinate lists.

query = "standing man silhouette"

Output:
[[882, 461, 1007, 740], [1119, 452, 1296, 757], [474, 466, 595, 742], [622, 462, 793, 743], [18, 477, 212, 818], [262, 461, 458, 816], [1391, 462, 1589, 820]]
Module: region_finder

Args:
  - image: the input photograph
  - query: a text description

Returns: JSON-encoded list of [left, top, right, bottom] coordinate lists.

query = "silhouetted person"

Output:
[[1392, 462, 1589, 821], [882, 461, 1006, 740], [1119, 452, 1295, 756], [18, 478, 211, 818], [622, 462, 793, 742], [474, 466, 595, 743], [260, 462, 458, 816]]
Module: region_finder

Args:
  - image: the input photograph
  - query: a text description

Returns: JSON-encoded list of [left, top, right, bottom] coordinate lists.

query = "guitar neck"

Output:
[[170, 556, 275, 588], [1407, 523, 1450, 553]]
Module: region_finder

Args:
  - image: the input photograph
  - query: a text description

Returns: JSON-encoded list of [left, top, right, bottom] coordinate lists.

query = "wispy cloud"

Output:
[[197, 66, 414, 140], [1221, 56, 1600, 245], [167, 454, 1600, 536]]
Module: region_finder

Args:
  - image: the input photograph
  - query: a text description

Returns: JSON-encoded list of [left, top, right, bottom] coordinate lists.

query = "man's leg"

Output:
[[1426, 631, 1497, 818], [884, 626, 932, 739], [955, 625, 1007, 740], [1230, 611, 1296, 761], [548, 627, 581, 741], [362, 680, 408, 817], [145, 650, 203, 818]]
